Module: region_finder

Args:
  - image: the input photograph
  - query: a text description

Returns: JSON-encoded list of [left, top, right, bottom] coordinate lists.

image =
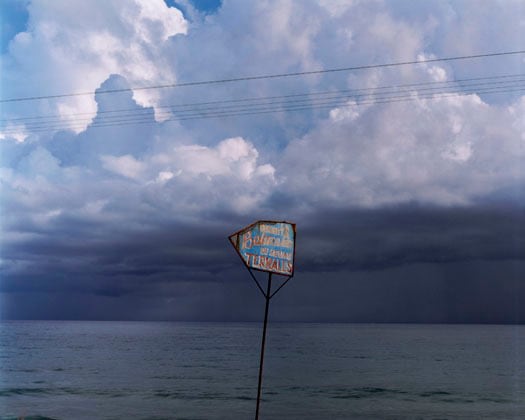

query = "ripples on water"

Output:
[[0, 322, 523, 419]]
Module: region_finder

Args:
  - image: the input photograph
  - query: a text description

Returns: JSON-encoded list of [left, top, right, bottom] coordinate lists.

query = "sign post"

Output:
[[229, 220, 296, 420]]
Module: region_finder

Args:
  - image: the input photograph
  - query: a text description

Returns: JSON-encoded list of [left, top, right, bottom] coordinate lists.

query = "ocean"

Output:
[[0, 321, 523, 419]]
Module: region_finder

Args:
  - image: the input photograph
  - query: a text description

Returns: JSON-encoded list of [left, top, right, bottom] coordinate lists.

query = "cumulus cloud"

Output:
[[1, 0, 522, 231], [101, 154, 145, 180], [1, 0, 187, 134], [277, 88, 523, 207]]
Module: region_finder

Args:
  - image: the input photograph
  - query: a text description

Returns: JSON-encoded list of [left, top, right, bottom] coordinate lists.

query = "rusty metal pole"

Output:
[[255, 272, 272, 420]]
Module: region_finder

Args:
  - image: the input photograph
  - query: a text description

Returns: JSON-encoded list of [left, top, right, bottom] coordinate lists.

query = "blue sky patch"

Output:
[[1, 0, 29, 54], [165, 0, 222, 20]]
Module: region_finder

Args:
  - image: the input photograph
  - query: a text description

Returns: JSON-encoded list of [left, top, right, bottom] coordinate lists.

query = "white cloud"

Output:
[[156, 171, 175, 183], [101, 154, 145, 180], [0, 124, 29, 143], [169, 137, 273, 183], [0, 0, 523, 240], [278, 91, 524, 207], [329, 100, 361, 122], [2, 0, 187, 132]]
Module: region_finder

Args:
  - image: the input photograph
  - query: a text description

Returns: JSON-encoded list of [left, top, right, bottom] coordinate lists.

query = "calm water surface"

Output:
[[0, 322, 523, 419]]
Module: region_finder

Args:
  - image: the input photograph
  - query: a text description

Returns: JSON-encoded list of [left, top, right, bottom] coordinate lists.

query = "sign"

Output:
[[229, 220, 296, 276]]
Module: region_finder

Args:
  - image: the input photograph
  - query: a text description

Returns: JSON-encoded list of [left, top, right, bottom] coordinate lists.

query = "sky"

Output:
[[0, 0, 523, 322]]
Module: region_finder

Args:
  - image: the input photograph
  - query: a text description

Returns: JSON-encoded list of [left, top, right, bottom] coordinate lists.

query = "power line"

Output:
[[4, 73, 522, 124], [1, 50, 524, 103], [3, 80, 522, 134], [4, 82, 524, 132]]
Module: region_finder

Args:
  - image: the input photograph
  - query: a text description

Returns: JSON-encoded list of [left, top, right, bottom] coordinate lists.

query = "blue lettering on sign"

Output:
[[238, 222, 295, 275]]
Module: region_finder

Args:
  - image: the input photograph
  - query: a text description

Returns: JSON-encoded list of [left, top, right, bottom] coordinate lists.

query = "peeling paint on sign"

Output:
[[229, 220, 296, 276]]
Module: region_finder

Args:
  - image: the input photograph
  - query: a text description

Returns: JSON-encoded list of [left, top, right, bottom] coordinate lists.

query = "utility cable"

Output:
[[3, 82, 522, 134], [0, 74, 525, 128], [5, 83, 524, 132], [13, 82, 525, 132], [1, 50, 524, 103]]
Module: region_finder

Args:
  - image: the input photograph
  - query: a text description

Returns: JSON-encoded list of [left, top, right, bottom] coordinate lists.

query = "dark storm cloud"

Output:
[[273, 260, 525, 324], [297, 203, 525, 271], [1, 201, 523, 321]]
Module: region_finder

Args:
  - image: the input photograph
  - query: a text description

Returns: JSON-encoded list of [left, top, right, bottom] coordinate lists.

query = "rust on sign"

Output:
[[229, 220, 296, 276]]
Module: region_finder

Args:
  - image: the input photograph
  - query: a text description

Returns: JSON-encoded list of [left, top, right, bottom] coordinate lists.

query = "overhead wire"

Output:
[[1, 50, 524, 103], [2, 74, 523, 134], [5, 73, 524, 124], [3, 80, 524, 133], [48, 86, 523, 132]]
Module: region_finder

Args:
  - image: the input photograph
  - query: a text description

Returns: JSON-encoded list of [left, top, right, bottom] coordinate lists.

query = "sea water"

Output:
[[0, 321, 523, 419]]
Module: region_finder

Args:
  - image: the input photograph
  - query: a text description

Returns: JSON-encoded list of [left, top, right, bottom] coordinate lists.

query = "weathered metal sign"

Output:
[[229, 220, 296, 276]]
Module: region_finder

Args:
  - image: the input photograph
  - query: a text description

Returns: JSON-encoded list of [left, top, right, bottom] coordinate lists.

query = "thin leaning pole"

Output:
[[255, 272, 272, 420], [228, 221, 296, 419]]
